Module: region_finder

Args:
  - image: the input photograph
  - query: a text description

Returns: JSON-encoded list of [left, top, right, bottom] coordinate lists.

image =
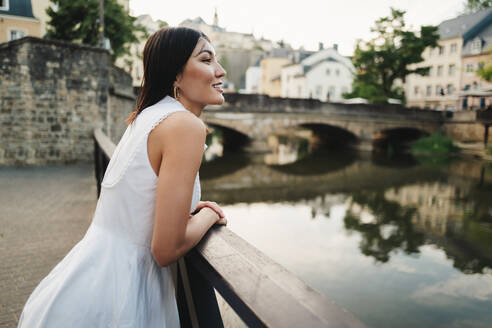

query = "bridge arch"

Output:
[[206, 122, 251, 152], [296, 122, 359, 150], [373, 127, 429, 151]]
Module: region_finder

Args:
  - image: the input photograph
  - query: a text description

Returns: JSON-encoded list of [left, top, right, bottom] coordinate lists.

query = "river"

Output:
[[200, 138, 492, 328]]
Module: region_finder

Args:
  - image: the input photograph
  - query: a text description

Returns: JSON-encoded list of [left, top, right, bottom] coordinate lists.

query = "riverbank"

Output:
[[456, 141, 492, 161]]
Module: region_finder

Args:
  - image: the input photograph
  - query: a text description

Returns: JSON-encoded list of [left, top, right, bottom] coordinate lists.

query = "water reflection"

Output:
[[199, 147, 492, 327], [344, 191, 424, 263], [264, 133, 311, 165]]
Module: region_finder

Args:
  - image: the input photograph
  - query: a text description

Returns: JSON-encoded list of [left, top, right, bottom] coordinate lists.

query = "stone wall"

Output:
[[107, 65, 136, 142], [443, 110, 492, 143], [0, 37, 135, 165]]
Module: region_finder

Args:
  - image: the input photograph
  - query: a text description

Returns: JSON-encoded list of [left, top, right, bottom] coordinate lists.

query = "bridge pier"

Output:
[[244, 138, 272, 153], [353, 139, 374, 152]]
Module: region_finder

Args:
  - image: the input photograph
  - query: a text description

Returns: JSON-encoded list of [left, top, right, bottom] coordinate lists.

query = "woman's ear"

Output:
[[174, 73, 183, 87]]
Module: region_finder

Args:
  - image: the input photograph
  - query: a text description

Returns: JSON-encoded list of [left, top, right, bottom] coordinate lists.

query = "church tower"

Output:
[[213, 7, 219, 26]]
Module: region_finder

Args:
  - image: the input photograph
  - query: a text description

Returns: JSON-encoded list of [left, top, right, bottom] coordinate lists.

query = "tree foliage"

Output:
[[477, 63, 492, 81], [344, 8, 439, 104], [477, 48, 492, 82], [46, 0, 141, 59], [463, 0, 492, 13]]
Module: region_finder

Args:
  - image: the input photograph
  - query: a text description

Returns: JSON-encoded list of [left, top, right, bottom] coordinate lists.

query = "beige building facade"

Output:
[[406, 8, 492, 110], [0, 0, 40, 43], [459, 21, 492, 109], [259, 57, 290, 97], [31, 0, 50, 36], [406, 37, 462, 110]]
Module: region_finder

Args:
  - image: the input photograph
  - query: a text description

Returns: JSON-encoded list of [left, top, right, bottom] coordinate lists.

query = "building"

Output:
[[460, 15, 492, 109], [179, 9, 273, 52], [281, 45, 354, 102], [179, 9, 275, 90], [30, 0, 50, 37], [244, 64, 261, 93], [406, 8, 492, 110], [0, 0, 41, 43], [259, 57, 290, 97], [115, 14, 167, 87]]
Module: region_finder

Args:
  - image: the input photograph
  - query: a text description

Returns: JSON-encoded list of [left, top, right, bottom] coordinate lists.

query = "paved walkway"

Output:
[[0, 164, 97, 327]]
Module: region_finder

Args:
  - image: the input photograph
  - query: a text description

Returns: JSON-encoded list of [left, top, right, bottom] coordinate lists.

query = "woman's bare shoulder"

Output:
[[151, 111, 206, 149]]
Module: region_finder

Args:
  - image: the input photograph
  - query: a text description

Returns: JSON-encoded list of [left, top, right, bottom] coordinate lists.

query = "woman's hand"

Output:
[[193, 201, 227, 225]]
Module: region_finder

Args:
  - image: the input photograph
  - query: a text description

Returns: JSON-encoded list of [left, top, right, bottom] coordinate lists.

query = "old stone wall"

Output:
[[107, 65, 136, 142], [0, 37, 135, 165], [443, 110, 492, 143]]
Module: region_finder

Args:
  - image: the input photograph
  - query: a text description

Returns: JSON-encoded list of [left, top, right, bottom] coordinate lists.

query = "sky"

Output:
[[129, 0, 466, 56]]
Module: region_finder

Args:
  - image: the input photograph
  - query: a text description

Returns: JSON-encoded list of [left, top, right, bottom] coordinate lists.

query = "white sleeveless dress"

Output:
[[18, 96, 204, 328]]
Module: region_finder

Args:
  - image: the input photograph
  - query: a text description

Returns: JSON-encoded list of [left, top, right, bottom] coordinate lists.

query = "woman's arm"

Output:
[[149, 111, 221, 267]]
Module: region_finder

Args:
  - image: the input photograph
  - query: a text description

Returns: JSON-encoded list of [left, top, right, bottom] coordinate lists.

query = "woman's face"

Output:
[[175, 38, 226, 113]]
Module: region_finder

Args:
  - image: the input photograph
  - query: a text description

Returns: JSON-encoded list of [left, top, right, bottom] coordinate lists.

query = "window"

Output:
[[448, 64, 455, 76], [437, 65, 443, 76], [438, 46, 444, 55], [326, 69, 331, 76], [446, 84, 454, 95], [450, 43, 457, 53], [9, 30, 26, 41], [0, 0, 9, 10], [414, 86, 419, 96], [471, 38, 482, 54], [428, 66, 434, 76], [297, 86, 302, 97], [316, 85, 322, 96], [335, 69, 340, 76], [478, 61, 485, 70], [329, 86, 335, 96], [436, 85, 443, 95], [426, 85, 432, 96], [466, 63, 474, 73], [428, 48, 434, 57]]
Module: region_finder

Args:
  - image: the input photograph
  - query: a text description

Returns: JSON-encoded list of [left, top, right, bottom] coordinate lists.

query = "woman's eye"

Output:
[[202, 58, 212, 63]]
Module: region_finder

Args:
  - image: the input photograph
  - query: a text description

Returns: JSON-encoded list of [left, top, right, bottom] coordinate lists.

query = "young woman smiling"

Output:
[[18, 27, 227, 327]]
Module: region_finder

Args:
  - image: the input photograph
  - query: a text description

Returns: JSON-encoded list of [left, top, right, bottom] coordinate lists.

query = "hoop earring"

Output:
[[173, 86, 180, 100]]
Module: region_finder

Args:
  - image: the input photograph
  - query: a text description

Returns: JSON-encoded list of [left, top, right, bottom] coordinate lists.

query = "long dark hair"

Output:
[[126, 27, 209, 124]]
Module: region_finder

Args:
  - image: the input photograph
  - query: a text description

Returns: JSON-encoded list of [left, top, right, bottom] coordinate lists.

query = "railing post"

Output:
[[175, 260, 197, 328], [484, 124, 489, 147], [176, 257, 224, 328]]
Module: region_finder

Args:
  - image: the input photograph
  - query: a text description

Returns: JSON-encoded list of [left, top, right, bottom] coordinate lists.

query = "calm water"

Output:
[[200, 147, 492, 328]]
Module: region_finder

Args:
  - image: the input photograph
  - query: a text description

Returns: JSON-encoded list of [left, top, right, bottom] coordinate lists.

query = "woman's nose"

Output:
[[216, 63, 226, 78]]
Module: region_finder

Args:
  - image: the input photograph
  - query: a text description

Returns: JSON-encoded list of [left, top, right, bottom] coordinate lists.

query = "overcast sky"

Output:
[[129, 0, 466, 56]]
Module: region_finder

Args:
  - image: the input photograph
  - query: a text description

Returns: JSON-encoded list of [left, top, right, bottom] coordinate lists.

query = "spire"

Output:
[[213, 7, 219, 26]]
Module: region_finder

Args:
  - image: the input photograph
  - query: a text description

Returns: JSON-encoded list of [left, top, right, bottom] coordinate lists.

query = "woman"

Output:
[[18, 27, 227, 327]]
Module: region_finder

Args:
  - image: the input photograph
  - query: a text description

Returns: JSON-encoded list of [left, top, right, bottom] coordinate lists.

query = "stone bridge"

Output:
[[203, 94, 491, 152]]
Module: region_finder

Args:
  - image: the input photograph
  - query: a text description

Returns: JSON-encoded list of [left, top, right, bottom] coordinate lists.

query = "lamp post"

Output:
[[99, 0, 104, 48]]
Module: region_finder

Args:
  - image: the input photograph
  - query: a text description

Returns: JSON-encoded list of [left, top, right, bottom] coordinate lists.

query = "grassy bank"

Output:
[[411, 134, 459, 155]]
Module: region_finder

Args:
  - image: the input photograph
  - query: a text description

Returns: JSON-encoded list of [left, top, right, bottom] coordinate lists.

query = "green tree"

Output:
[[478, 64, 492, 81], [344, 8, 439, 104], [46, 0, 141, 59], [477, 49, 492, 81], [463, 0, 492, 13]]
